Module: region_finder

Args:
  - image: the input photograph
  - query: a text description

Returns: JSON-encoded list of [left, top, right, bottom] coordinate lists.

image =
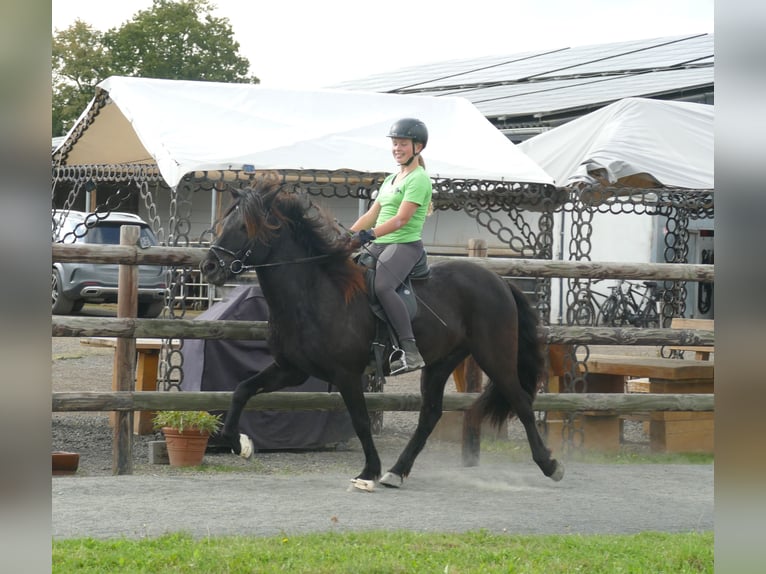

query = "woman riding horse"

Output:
[[349, 118, 432, 374], [201, 174, 564, 491]]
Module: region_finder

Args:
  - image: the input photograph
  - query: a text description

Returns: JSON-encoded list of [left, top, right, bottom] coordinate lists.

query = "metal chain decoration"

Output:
[[52, 163, 713, 449], [157, 177, 198, 392], [52, 180, 85, 239], [534, 209, 555, 326], [659, 205, 690, 357], [138, 180, 167, 244], [53, 184, 138, 243], [554, 193, 593, 453]]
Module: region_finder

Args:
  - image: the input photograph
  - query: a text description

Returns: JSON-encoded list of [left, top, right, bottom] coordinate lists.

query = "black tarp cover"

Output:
[[181, 285, 355, 450]]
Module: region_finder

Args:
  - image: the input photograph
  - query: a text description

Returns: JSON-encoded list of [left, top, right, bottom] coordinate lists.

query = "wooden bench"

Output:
[[667, 318, 714, 360], [580, 356, 714, 453]]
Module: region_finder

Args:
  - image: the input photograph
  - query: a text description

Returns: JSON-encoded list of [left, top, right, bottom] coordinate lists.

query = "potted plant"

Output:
[[153, 410, 223, 467]]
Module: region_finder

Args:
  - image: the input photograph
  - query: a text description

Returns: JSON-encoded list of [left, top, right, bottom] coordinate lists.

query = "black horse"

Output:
[[200, 175, 564, 490]]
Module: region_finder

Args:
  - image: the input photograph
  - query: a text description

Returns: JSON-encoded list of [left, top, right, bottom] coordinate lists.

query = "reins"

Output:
[[206, 197, 335, 275], [207, 243, 332, 275]]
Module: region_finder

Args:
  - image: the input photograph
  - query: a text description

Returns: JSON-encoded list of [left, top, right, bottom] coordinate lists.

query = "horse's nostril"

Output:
[[200, 259, 216, 276]]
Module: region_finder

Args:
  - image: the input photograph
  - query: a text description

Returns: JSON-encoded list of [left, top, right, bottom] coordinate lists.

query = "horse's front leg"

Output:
[[336, 372, 381, 491], [222, 362, 307, 457]]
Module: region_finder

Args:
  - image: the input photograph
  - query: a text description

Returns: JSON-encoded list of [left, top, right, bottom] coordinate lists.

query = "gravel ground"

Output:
[[51, 333, 654, 477], [51, 335, 520, 477], [52, 317, 714, 540]]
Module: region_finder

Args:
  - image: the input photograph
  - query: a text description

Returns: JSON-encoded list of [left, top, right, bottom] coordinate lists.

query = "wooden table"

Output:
[[80, 337, 165, 435], [580, 356, 714, 453]]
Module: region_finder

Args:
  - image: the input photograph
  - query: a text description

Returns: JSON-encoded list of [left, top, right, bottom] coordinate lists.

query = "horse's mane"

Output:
[[238, 174, 366, 302]]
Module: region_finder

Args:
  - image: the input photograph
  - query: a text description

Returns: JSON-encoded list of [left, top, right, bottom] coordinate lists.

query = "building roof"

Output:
[[330, 34, 713, 135]]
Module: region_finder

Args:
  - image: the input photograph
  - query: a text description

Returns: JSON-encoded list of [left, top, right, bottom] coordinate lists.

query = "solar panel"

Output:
[[329, 34, 713, 122]]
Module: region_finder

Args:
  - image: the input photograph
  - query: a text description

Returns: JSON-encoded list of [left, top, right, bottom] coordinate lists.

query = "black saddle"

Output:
[[354, 249, 430, 377], [357, 249, 430, 320]]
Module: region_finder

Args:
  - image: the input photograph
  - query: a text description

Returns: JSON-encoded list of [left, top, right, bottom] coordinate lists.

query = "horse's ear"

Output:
[[297, 192, 312, 210]]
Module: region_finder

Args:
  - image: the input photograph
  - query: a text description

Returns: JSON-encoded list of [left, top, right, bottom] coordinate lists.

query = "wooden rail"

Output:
[[51, 317, 715, 347], [52, 391, 714, 413], [52, 243, 715, 282]]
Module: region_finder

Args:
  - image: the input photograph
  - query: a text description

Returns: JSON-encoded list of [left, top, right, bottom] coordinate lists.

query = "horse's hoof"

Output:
[[234, 434, 253, 460], [549, 461, 565, 482], [379, 471, 403, 488], [348, 478, 375, 492]]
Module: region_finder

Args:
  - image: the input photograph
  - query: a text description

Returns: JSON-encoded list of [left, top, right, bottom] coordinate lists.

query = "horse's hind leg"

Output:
[[476, 373, 563, 480], [380, 356, 462, 487], [221, 362, 307, 456], [475, 349, 563, 481], [513, 393, 564, 481]]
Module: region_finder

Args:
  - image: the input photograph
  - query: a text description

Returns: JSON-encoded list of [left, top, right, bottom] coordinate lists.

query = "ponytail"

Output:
[[418, 155, 433, 215]]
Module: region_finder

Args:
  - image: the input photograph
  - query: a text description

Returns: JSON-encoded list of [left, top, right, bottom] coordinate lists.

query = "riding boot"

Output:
[[390, 338, 425, 375]]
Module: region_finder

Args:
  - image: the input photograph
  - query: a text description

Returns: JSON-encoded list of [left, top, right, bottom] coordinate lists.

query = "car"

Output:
[[52, 210, 167, 318]]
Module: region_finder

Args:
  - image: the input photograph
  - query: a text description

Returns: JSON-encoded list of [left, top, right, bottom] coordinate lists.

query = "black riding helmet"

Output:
[[388, 118, 428, 148], [388, 118, 428, 166]]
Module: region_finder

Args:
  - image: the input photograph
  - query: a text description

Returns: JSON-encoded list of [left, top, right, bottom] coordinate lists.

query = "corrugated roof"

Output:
[[443, 67, 713, 118], [330, 34, 713, 126]]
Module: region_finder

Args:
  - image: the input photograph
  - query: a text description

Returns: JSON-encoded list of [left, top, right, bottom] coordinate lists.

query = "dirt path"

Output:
[[52, 460, 712, 539], [52, 314, 712, 540]]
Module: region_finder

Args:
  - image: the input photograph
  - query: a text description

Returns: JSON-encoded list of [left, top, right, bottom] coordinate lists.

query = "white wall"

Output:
[[549, 211, 657, 323]]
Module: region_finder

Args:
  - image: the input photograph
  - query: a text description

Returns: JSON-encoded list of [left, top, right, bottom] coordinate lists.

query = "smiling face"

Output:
[[390, 137, 421, 166]]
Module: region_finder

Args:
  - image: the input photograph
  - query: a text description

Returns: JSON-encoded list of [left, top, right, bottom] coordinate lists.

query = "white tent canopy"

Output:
[[55, 76, 553, 189], [518, 97, 713, 189]]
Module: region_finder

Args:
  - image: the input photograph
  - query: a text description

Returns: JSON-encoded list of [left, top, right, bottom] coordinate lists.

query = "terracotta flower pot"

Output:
[[162, 427, 210, 467], [52, 451, 80, 475]]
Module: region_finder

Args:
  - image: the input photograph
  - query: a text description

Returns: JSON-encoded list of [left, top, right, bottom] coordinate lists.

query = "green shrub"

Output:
[[152, 411, 222, 434]]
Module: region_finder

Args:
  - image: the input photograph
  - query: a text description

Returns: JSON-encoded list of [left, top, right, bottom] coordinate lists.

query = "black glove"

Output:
[[350, 229, 376, 248]]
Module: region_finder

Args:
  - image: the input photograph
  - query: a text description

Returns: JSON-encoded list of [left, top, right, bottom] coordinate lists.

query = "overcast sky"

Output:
[[52, 0, 714, 89]]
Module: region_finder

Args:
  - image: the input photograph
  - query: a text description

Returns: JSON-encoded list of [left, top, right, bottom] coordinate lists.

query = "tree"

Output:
[[104, 0, 255, 82], [52, 0, 258, 136], [51, 20, 113, 137]]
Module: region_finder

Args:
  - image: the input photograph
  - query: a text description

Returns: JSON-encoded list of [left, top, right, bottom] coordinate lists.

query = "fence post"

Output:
[[113, 225, 139, 475]]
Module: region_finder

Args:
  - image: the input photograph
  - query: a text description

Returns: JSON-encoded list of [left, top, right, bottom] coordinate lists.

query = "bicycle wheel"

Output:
[[641, 301, 661, 328], [598, 296, 620, 326], [567, 300, 596, 326]]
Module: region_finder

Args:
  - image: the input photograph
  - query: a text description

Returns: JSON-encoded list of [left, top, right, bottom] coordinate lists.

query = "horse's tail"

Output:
[[474, 281, 544, 427]]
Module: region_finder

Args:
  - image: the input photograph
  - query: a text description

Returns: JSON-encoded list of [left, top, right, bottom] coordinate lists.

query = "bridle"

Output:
[[207, 242, 257, 275], [206, 240, 334, 275], [204, 197, 335, 276]]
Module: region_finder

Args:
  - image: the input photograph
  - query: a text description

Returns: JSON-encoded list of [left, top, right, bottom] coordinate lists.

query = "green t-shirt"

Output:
[[373, 166, 432, 244]]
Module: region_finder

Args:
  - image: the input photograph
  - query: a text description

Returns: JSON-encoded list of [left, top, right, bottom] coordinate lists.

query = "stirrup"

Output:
[[389, 347, 424, 375], [389, 347, 405, 374]]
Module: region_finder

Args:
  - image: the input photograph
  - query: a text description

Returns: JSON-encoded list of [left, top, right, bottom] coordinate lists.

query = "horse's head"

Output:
[[201, 174, 365, 299], [200, 175, 283, 286]]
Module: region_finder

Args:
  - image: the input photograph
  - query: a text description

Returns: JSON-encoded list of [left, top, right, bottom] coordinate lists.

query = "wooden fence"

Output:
[[52, 243, 715, 282], [52, 241, 715, 473], [53, 390, 713, 415]]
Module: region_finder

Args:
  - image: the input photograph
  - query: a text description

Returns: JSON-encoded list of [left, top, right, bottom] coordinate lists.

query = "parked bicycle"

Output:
[[565, 279, 609, 326], [598, 279, 662, 328], [566, 279, 662, 328]]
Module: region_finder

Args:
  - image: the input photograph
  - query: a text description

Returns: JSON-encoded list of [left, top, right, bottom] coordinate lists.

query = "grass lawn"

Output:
[[53, 530, 712, 573]]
